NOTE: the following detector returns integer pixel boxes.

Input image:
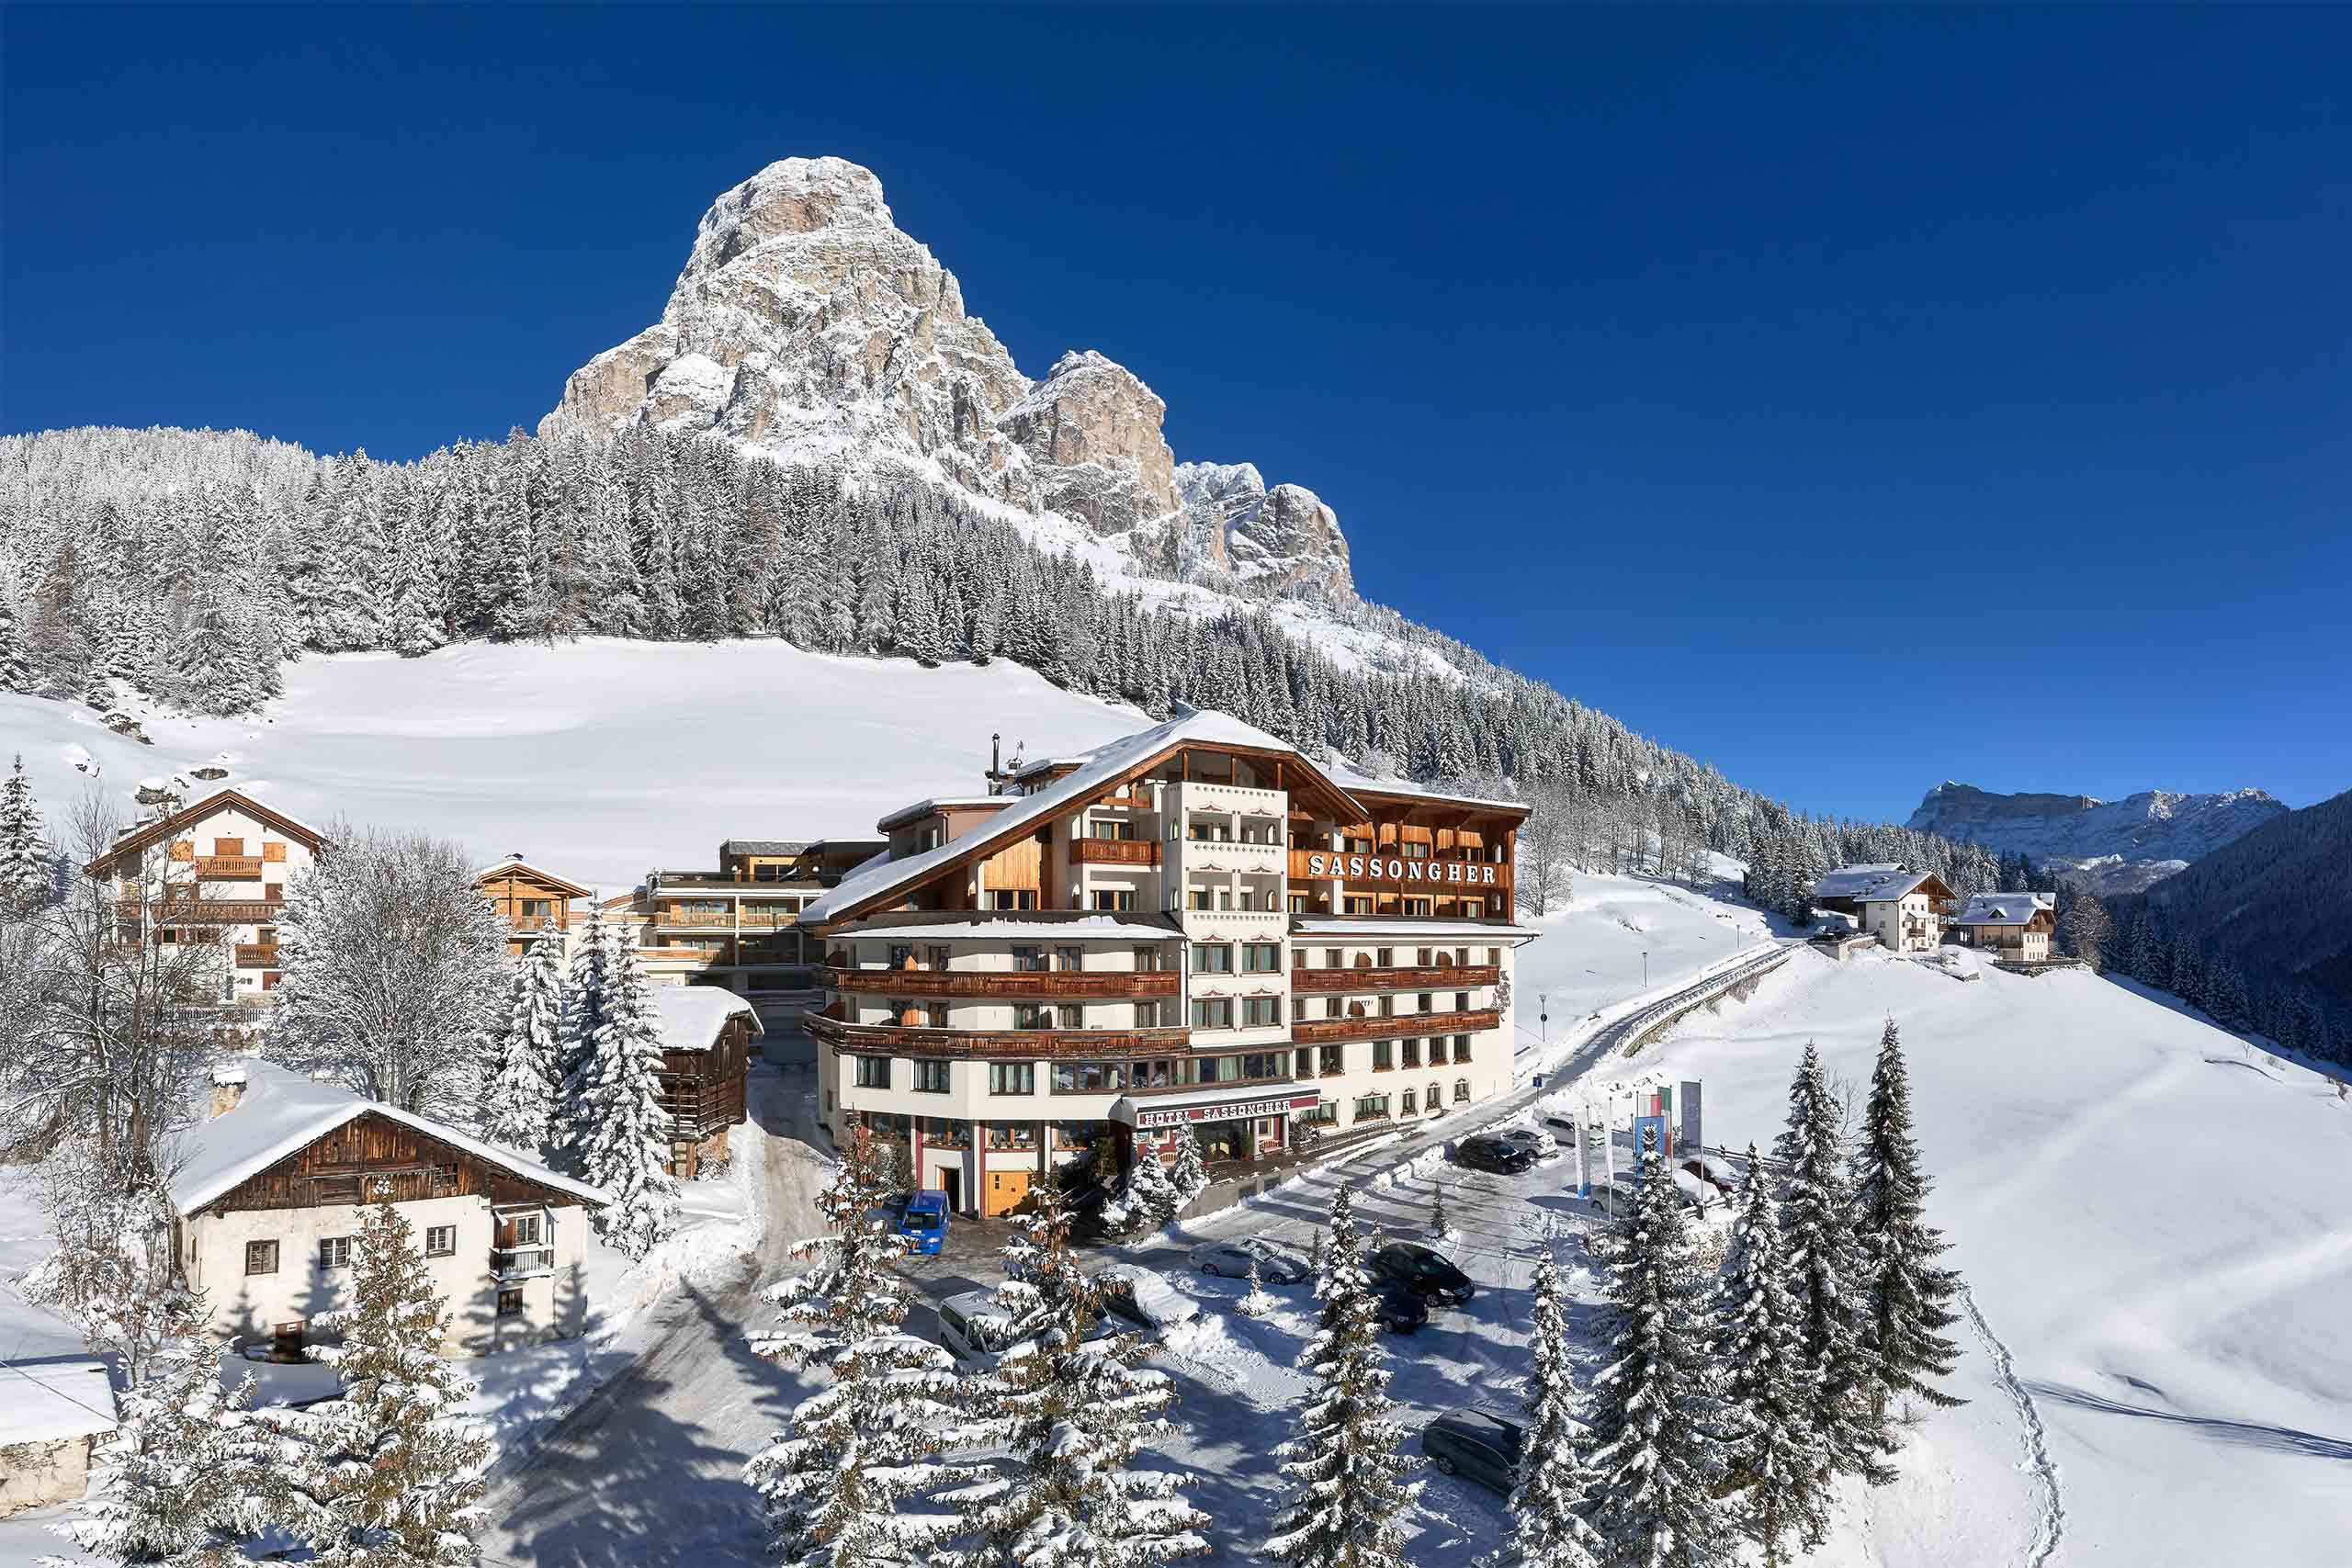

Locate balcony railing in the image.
[195,855,263,879]
[655,908,802,931]
[1290,1007,1502,1046]
[492,1246,554,1282]
[811,1014,1190,1060]
[232,944,278,968]
[821,966,1179,1000]
[120,896,285,925]
[1293,964,1498,994]
[1071,838,1160,867]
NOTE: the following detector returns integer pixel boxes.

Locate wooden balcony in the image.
[506,913,561,932]
[233,944,279,968]
[195,855,263,880]
[1292,964,1498,995]
[810,1014,1191,1060]
[1290,1007,1501,1046]
[1071,838,1160,868]
[120,896,284,925]
[654,907,801,931]
[821,966,1178,1000]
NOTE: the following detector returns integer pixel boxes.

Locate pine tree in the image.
[1167,1123,1208,1205]
[1773,1043,1892,1485]
[49,1309,282,1567]
[1266,1198,1420,1568]
[484,942,565,1158]
[1574,1151,1736,1568]
[1428,1180,1451,1239]
[746,1122,983,1568]
[945,1180,1209,1568]
[1496,1241,1603,1568]
[1125,1143,1182,1230]
[566,921,680,1259]
[0,751,50,906]
[555,906,617,1176]
[1850,1021,1965,1433]
[0,601,37,694]
[269,1193,492,1566]
[1713,1148,1829,1565]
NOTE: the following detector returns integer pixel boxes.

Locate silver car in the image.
[1188,1239,1312,1284]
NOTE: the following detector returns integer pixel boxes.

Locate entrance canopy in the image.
[1111,1084,1324,1131]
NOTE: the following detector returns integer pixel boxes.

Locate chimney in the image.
[209,1061,249,1119]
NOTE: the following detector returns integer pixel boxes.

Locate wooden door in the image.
[985,1168,1032,1217]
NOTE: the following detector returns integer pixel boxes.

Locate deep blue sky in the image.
[7,6,2347,821]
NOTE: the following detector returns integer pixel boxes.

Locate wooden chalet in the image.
[476,855,593,957]
[649,987,761,1177]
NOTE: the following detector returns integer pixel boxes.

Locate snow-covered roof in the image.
[1325,761,1527,814]
[836,912,1183,942]
[1953,891,2054,926]
[720,839,808,857]
[650,986,765,1050]
[1813,864,1935,903]
[169,1056,605,1215]
[804,708,1351,927]
[1288,919,1536,942]
[874,795,1010,832]
[0,1357,116,1446]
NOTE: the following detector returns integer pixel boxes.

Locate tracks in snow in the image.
[1962,1284,2065,1568]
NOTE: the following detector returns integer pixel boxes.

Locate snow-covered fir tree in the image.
[1266,1190,1421,1568]
[1166,1124,1208,1206]
[745,1121,983,1568]
[267,1193,492,1566]
[564,919,680,1258]
[945,1180,1209,1568]
[1773,1042,1893,1486]
[483,941,565,1158]
[1125,1143,1182,1230]
[1849,1021,1965,1432]
[0,751,50,907]
[554,905,616,1176]
[1495,1239,1602,1568]
[0,601,36,694]
[1713,1147,1829,1566]
[46,1303,281,1568]
[1574,1152,1735,1568]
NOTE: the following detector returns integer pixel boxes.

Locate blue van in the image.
[899,1190,949,1256]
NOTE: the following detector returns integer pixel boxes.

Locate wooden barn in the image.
[650,987,761,1178]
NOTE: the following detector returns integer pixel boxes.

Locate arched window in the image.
[1453,1078,1471,1103]
[1426,1083,1441,1112]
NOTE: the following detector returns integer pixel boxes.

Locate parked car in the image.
[1188,1239,1311,1284]
[1420,1409,1525,1495]
[1370,1280,1430,1335]
[1541,1113,1580,1139]
[1369,1242,1476,1305]
[936,1289,1020,1366]
[1095,1263,1202,1333]
[1493,1126,1555,1156]
[899,1190,949,1256]
[1453,1134,1537,1175]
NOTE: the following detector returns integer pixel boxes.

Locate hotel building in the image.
[798,709,1535,1218]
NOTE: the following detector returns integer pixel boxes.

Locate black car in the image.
[1370,1242,1476,1305]
[1420,1409,1525,1495]
[1370,1281,1430,1335]
[1453,1134,1536,1175]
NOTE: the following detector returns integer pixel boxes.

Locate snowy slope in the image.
[0,641,1155,891]
[1604,946,2352,1567]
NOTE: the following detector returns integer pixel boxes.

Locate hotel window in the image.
[1243,997,1280,1028]
[923,1003,950,1028]
[424,1225,457,1258]
[510,1213,544,1247]
[1402,1087,1419,1112]
[1295,1047,1313,1078]
[1012,946,1047,972]
[1378,996,1396,1018]
[1373,1040,1394,1071]
[1191,998,1234,1030]
[1324,998,1342,1019]
[1404,897,1432,916]
[1288,893,1310,913]
[1354,1093,1390,1122]
[1133,945,1163,973]
[1056,946,1085,972]
[889,944,915,970]
[1193,943,1233,973]
[1402,1038,1422,1068]
[522,898,552,919]
[1487,948,1502,968]
[1376,948,1394,968]
[1310,1099,1340,1125]
[913,1060,952,1093]
[1403,840,1430,860]
[1415,948,1433,967]
[1293,998,1308,1023]
[1453,1077,1471,1103]
[1319,1044,1342,1076]
[1015,1004,1055,1031]
[989,1063,1035,1096]
[1189,888,1215,911]
[1242,942,1281,973]
[1454,1034,1473,1063]
[926,945,951,970]
[1419,993,1435,1014]
[318,1236,353,1271]
[1455,991,1471,1012]
[854,1056,890,1089]
[1091,818,1135,840]
[1343,897,1374,914]
[244,1239,279,1276]
[1053,1061,1128,1093]
[1325,949,1343,969]
[1093,889,1137,911]
[1241,1052,1285,1079]
[1425,1082,1441,1111]
[989,890,1036,910]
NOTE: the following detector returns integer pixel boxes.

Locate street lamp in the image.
[1643,950,1649,989]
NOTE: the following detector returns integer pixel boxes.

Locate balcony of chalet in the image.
[1289,1007,1501,1046]
[1292,963,1500,994]
[808,1012,1191,1060]
[819,964,1180,1002]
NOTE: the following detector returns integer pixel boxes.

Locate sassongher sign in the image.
[1303,852,1499,886]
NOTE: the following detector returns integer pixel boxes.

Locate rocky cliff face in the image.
[542,156,1355,604]
[1906,782,2289,887]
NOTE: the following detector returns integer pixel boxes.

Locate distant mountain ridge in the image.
[1905,781,2287,892]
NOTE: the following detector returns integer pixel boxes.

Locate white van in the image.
[937,1289,1023,1368]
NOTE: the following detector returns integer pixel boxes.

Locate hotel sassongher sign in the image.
[1303,852,1501,887]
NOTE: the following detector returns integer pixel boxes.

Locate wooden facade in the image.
[820,965,1180,1001]
[811,1013,1192,1060]
[477,861,591,958]
[1289,1007,1502,1046]
[195,1111,580,1218]
[657,1008,753,1179]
